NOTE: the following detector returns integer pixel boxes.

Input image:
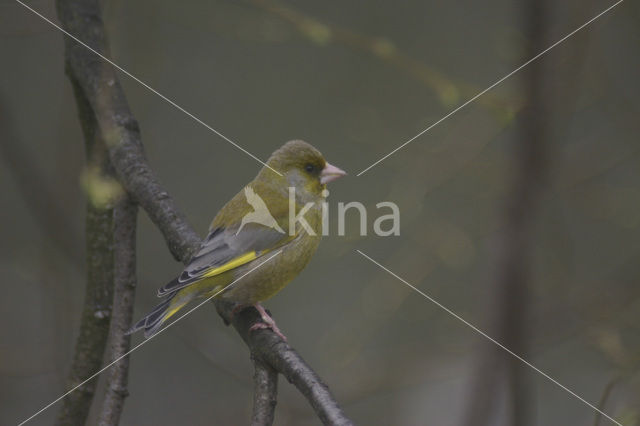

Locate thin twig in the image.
[97,197,138,426]
[54,67,117,426]
[218,303,353,426]
[251,357,278,426]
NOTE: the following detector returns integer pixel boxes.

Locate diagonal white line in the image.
[17,250,283,426]
[356,249,623,426]
[13,0,283,176]
[356,0,625,176]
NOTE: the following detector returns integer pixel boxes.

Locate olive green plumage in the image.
[129,140,346,337]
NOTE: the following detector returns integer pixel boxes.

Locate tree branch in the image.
[217,303,353,426]
[97,197,138,426]
[251,357,278,426]
[56,0,351,424]
[55,68,116,426]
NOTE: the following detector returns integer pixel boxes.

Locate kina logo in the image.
[236,186,285,235]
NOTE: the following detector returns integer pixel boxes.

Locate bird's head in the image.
[260,140,346,201]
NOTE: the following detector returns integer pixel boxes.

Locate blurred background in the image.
[1,0,639,425]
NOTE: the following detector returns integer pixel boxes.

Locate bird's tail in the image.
[126,290,189,338]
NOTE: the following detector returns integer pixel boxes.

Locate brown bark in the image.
[97,197,137,426]
[251,357,278,426]
[55,71,117,426]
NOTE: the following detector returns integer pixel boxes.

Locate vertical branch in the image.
[55,2,137,423]
[55,74,116,426]
[251,357,278,426]
[55,199,114,426]
[463,1,549,425]
[97,197,138,426]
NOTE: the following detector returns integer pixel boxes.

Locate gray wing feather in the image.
[157,224,288,296]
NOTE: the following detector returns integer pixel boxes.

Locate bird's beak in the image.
[320,162,347,185]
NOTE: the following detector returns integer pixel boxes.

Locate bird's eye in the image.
[305,164,315,173]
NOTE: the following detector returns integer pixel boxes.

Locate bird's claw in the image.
[249,321,288,342]
[250,303,287,341]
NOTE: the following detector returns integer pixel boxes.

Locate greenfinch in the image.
[128,140,346,339]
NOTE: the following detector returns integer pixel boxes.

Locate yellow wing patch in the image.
[201,251,259,279]
[164,299,188,322]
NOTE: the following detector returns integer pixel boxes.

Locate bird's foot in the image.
[250,303,287,342]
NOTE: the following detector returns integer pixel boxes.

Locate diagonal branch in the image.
[55,0,351,424]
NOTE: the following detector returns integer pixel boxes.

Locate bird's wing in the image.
[157,225,295,296]
[157,184,293,297]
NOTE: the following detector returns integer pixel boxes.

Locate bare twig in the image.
[54,66,117,426]
[251,357,278,426]
[55,0,350,424]
[217,303,353,426]
[97,197,138,426]
[55,198,114,426]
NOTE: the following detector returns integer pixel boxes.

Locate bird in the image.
[128,140,346,339]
